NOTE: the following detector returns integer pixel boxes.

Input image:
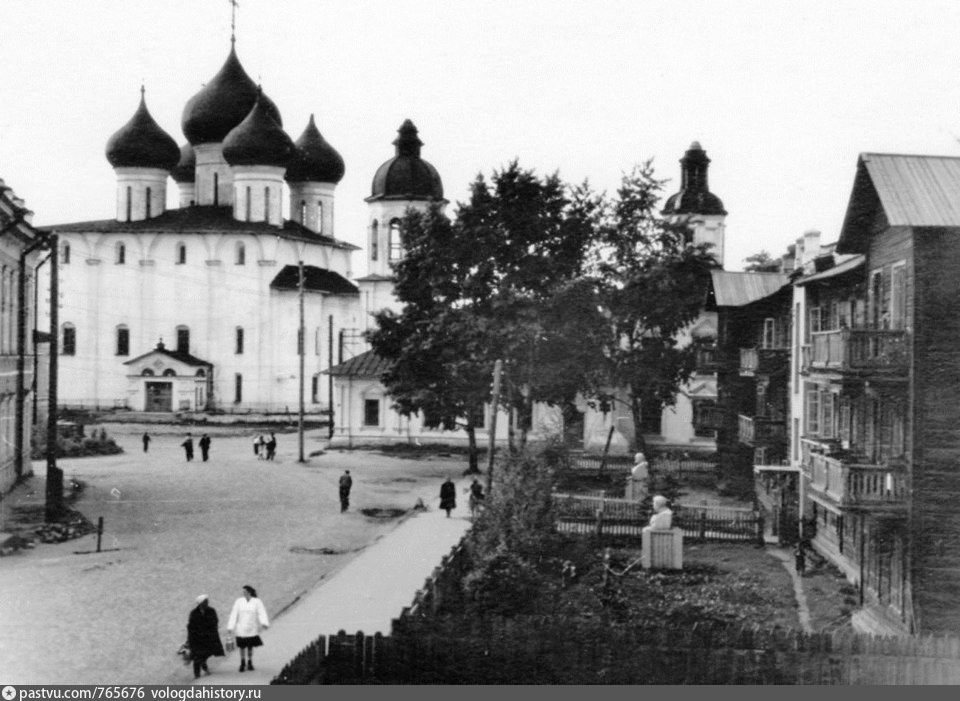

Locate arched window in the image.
[213,172,219,206]
[235,327,244,354]
[245,186,251,221]
[141,368,155,376]
[116,325,129,356]
[264,186,271,221]
[126,186,132,221]
[145,187,152,218]
[195,369,206,378]
[236,242,245,265]
[162,368,177,377]
[62,243,70,265]
[116,242,126,265]
[176,325,189,353]
[61,323,76,356]
[300,200,307,226]
[389,219,402,261]
[370,220,379,261]
[176,243,186,265]
[317,201,323,234]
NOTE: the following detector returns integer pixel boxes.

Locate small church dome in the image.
[171,143,196,183]
[222,92,295,168]
[662,141,726,216]
[105,89,179,170]
[369,120,443,201]
[285,115,345,184]
[181,46,282,146]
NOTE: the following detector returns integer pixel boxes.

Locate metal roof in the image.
[796,254,864,286]
[708,271,790,307]
[839,153,960,252]
[270,265,359,295]
[324,350,393,378]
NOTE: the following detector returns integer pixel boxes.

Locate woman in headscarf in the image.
[227,585,269,672]
[186,595,225,679]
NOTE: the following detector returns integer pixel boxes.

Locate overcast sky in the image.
[1,0,958,272]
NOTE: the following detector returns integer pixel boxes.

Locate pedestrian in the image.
[468,477,484,518]
[266,432,277,461]
[228,585,269,673]
[339,470,353,513]
[256,434,266,460]
[198,433,211,462]
[142,432,151,453]
[181,433,194,462]
[439,477,456,517]
[795,542,806,575]
[253,435,260,458]
[186,595,225,679]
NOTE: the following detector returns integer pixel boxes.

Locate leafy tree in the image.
[587,161,719,452]
[368,162,607,470]
[743,250,777,272]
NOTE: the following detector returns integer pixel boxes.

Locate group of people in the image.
[253,433,278,460]
[439,476,485,518]
[186,585,270,679]
[178,433,213,462]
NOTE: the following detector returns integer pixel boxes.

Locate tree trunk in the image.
[630,394,647,454]
[464,423,480,474]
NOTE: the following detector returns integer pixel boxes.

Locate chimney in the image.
[801,230,821,266]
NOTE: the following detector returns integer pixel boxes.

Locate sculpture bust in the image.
[631,452,649,480]
[647,494,673,530]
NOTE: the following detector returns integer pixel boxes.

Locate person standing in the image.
[468,477,485,518]
[142,432,151,453]
[228,585,269,672]
[256,435,266,460]
[181,434,194,462]
[339,470,353,513]
[266,432,277,461]
[186,595,225,679]
[439,477,456,518]
[198,434,211,462]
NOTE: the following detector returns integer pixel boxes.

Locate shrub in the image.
[462,545,544,615]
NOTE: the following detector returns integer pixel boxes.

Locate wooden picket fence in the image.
[565,453,717,485]
[273,617,960,684]
[552,493,763,543]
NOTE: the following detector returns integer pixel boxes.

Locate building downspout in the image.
[15,231,48,480]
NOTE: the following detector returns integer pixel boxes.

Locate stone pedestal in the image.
[642,528,684,570]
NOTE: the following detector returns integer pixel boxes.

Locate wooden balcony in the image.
[803,329,908,375]
[738,414,787,446]
[739,347,789,377]
[800,438,907,508]
[695,347,720,374]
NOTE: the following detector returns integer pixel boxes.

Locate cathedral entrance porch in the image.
[145,382,173,412]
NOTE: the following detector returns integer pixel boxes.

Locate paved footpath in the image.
[196,506,471,685]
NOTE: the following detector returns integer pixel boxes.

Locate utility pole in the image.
[46,234,63,521]
[327,314,334,440]
[298,258,305,463]
[486,359,502,495]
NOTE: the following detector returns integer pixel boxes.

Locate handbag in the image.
[177,642,191,665]
[222,630,236,653]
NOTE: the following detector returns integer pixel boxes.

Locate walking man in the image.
[181,433,194,462]
[339,470,353,513]
[266,432,277,461]
[199,433,212,462]
[142,432,150,453]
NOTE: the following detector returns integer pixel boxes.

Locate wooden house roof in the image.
[838,153,960,253]
[707,271,790,308]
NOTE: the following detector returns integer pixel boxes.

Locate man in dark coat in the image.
[142,432,150,453]
[198,434,212,462]
[339,470,353,513]
[187,595,225,679]
[440,477,456,517]
[266,432,277,461]
[181,434,194,462]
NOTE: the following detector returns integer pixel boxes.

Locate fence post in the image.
[596,508,604,538]
[699,511,706,540]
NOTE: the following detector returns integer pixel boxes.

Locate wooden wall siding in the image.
[913,228,960,633]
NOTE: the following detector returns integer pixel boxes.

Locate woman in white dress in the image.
[227,584,269,672]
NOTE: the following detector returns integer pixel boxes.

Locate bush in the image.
[31,425,124,459]
[462,545,544,615]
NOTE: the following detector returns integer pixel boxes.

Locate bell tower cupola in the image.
[662,141,727,267]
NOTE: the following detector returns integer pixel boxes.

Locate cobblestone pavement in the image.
[0,428,469,685]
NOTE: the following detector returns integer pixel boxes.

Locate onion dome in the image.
[222,92,295,168]
[285,115,345,184]
[171,143,196,183]
[105,89,179,170]
[181,46,282,145]
[369,119,443,200]
[662,141,727,216]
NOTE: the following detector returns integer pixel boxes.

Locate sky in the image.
[1,0,960,273]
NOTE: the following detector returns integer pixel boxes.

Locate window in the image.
[808,306,822,335]
[245,186,251,221]
[300,200,307,226]
[821,391,836,439]
[236,243,245,266]
[805,385,820,435]
[162,368,176,377]
[370,220,379,261]
[870,269,884,328]
[62,243,70,265]
[234,373,242,403]
[145,187,152,218]
[691,399,717,437]
[640,396,662,434]
[762,318,776,349]
[176,243,186,265]
[116,242,126,265]
[891,262,906,330]
[141,368,154,376]
[235,327,244,354]
[264,187,270,221]
[311,375,319,404]
[126,186,132,221]
[364,398,381,427]
[389,219,402,261]
[116,325,129,356]
[317,201,323,234]
[62,323,76,356]
[176,326,189,353]
[213,173,219,206]
[472,407,486,430]
[195,369,206,378]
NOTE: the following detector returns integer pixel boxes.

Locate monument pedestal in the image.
[642,528,684,569]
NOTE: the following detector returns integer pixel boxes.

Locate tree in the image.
[587,161,719,452]
[368,162,607,470]
[743,250,777,272]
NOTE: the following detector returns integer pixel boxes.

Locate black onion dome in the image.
[171,143,196,183]
[181,46,282,145]
[222,93,295,168]
[662,141,727,216]
[369,119,443,200]
[105,90,179,170]
[285,115,345,184]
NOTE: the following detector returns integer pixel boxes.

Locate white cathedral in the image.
[44,41,727,451]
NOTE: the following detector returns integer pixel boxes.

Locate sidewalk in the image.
[195,505,472,685]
